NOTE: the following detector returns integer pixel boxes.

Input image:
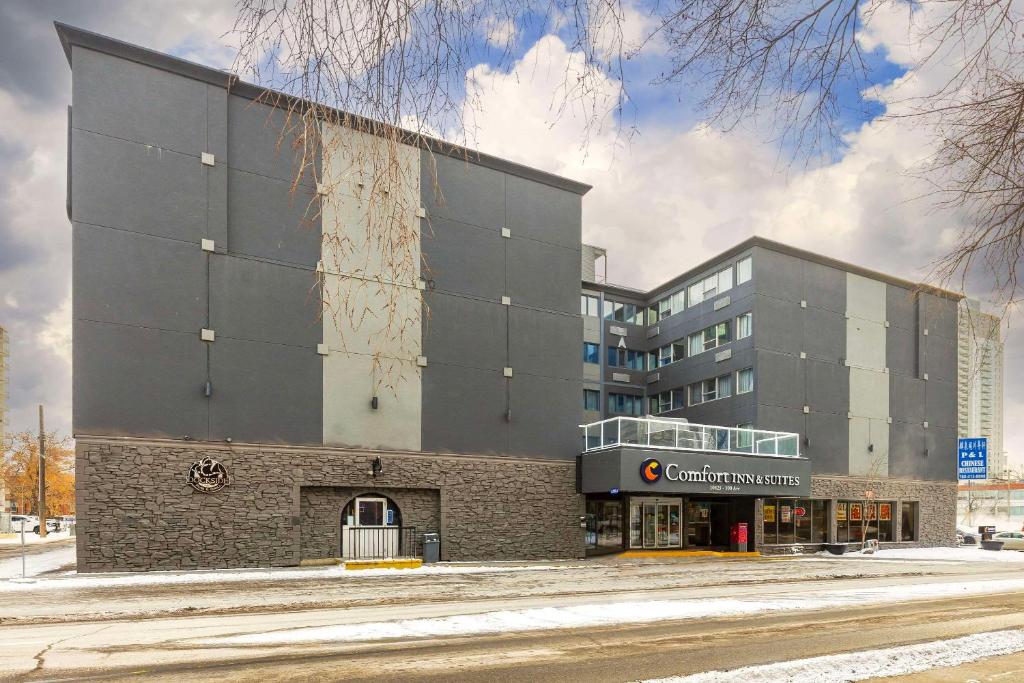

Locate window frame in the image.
[736,312,752,339]
[736,256,752,284]
[581,294,600,317]
[736,367,754,394]
[583,389,601,411]
[583,342,600,364]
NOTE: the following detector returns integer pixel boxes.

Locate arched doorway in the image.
[341,493,403,559]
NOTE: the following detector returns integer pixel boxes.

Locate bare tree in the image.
[229,0,1024,360]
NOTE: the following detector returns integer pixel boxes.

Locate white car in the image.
[10,515,38,533]
[992,531,1024,551]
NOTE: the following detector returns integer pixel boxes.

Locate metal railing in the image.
[343,525,419,560]
[581,416,800,458]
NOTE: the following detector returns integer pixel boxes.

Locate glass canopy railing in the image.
[581,416,801,458]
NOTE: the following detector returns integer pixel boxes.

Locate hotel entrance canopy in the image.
[580,417,811,497]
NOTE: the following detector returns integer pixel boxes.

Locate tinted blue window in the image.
[583,342,600,364]
[583,389,600,411]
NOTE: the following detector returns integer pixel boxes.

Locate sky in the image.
[0,1,1018,466]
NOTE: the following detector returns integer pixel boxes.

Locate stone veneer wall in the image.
[75,437,584,572]
[754,475,957,553]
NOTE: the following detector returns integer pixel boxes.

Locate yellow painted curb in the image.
[299,558,342,567]
[0,533,16,540]
[345,558,423,571]
[619,550,762,558]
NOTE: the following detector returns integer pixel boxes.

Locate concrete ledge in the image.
[619,550,761,559]
[345,558,423,570]
[299,558,342,567]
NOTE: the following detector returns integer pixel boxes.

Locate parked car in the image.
[992,531,1024,551]
[35,519,61,534]
[10,515,38,533]
[957,527,982,545]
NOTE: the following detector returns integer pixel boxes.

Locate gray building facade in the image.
[60,23,586,571]
[581,239,959,553]
[62,24,959,571]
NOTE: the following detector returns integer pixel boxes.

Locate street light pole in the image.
[38,405,47,538]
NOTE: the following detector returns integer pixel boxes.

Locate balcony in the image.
[581,416,800,458]
[578,417,810,497]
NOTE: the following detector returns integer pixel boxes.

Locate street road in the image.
[3,555,1024,681]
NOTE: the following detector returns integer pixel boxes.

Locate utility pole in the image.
[38,405,47,538]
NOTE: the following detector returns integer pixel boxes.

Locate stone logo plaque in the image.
[187,457,230,493]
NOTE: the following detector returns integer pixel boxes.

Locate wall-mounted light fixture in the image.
[371,456,383,478]
[868,443,875,452]
[204,381,212,397]
[371,396,379,410]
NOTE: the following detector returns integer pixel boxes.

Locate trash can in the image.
[979,525,996,541]
[422,533,440,563]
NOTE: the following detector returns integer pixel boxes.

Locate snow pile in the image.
[0,530,73,546]
[0,561,578,591]
[649,629,1024,682]
[201,577,1024,645]
[831,546,1024,563]
[0,545,76,580]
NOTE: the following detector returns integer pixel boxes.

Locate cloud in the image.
[455,12,1021,465]
[0,0,236,439]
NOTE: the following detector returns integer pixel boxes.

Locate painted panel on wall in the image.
[846,273,887,323]
[320,122,423,450]
[849,368,890,420]
[847,272,889,476]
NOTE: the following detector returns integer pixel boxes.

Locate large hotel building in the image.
[60,23,959,571]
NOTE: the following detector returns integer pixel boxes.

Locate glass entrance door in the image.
[632,499,682,549]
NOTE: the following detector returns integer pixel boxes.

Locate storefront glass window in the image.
[585,500,623,550]
[763,498,829,545]
[763,502,777,544]
[901,502,918,541]
[812,499,828,543]
[839,500,896,543]
[777,499,796,544]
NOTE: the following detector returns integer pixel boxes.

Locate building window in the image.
[688,321,731,356]
[688,266,734,306]
[735,423,753,450]
[736,312,752,339]
[581,294,600,317]
[737,367,754,394]
[901,502,918,541]
[649,290,685,324]
[604,300,645,325]
[652,341,686,367]
[583,342,600,364]
[583,389,601,411]
[837,500,896,543]
[608,392,644,416]
[763,498,828,545]
[736,256,752,284]
[688,373,732,405]
[608,347,645,370]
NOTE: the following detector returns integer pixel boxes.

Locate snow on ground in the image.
[0,544,76,580]
[0,560,579,592]
[201,577,1024,646]
[826,546,1024,562]
[0,530,73,546]
[648,629,1024,682]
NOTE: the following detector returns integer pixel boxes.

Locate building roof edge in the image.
[54,22,593,197]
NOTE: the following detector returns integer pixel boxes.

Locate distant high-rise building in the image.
[957,300,1006,479]
[0,325,8,447]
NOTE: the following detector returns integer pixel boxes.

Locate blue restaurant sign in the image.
[957,438,988,480]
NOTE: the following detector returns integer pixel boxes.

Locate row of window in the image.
[762,499,919,544]
[586,367,754,416]
[581,256,753,324]
[645,368,753,414]
[585,312,753,371]
[649,256,752,324]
